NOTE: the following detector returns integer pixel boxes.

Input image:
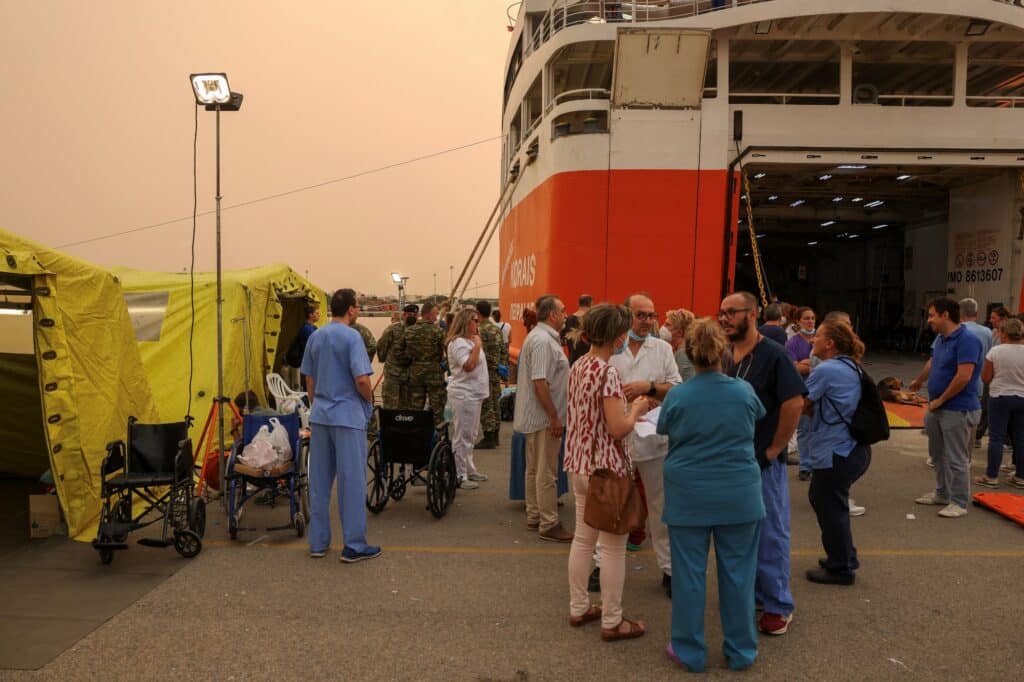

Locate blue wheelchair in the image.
[225,412,309,540]
[366,408,457,518]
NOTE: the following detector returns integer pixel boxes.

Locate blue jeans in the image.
[669,521,761,672]
[308,424,370,554]
[986,395,1024,478]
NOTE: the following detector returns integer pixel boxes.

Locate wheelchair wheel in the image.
[366,440,389,514]
[426,437,457,518]
[174,529,202,558]
[294,513,305,538]
[189,497,207,539]
[299,440,310,523]
[228,515,238,540]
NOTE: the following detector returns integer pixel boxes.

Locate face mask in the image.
[628,329,650,342]
[800,327,815,336]
[614,339,628,355]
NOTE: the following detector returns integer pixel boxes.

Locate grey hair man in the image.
[610,292,683,597]
[513,294,572,542]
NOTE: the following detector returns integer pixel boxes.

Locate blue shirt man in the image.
[300,289,381,562]
[915,297,982,517]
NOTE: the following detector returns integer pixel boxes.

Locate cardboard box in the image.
[29,494,60,539]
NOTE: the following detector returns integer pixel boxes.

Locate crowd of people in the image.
[290,285,1021,671]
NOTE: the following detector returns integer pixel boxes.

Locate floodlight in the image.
[754,172,767,179]
[190,73,232,105]
[832,197,844,202]
[821,220,836,227]
[966,20,990,37]
[767,195,779,201]
[391,272,403,284]
[790,199,805,207]
[851,197,864,203]
[873,224,888,230]
[897,174,912,181]
[819,174,832,181]
[807,241,819,246]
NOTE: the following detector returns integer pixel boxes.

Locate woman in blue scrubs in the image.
[658,318,766,672]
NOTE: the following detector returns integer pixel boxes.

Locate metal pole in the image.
[215,104,226,499]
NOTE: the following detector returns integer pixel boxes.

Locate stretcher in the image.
[972,492,1024,528]
[884,401,927,429]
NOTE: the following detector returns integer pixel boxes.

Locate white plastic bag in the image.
[240,427,278,469]
[268,417,293,464]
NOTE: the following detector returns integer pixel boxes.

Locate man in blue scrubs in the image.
[301,288,381,563]
[721,292,805,636]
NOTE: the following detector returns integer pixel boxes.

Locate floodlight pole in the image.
[215,104,227,497]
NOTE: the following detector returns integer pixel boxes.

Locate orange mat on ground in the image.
[884,401,927,429]
[972,492,1024,528]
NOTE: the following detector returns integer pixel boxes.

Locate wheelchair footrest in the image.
[100,521,137,537]
[137,538,174,548]
[91,540,129,551]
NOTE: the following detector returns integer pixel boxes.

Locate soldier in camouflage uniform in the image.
[474,300,505,449]
[403,301,447,426]
[349,302,378,440]
[376,304,417,409]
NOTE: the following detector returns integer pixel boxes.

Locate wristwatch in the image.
[646,381,657,397]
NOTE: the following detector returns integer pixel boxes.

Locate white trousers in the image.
[449,394,482,480]
[635,455,672,576]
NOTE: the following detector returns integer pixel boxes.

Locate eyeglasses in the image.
[717,307,751,319]
[634,311,658,321]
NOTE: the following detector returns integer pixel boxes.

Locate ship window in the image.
[510,110,522,153]
[551,110,608,138]
[729,40,839,105]
[967,42,1024,108]
[548,41,614,108]
[703,40,717,99]
[524,75,543,136]
[504,39,523,108]
[852,41,953,107]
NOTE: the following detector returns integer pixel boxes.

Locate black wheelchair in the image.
[366,408,457,518]
[224,412,309,540]
[92,418,205,565]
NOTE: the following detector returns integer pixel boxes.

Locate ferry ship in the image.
[497,0,1024,350]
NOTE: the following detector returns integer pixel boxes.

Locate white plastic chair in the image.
[266,373,307,417]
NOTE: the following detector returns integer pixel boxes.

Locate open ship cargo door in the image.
[611,28,710,109]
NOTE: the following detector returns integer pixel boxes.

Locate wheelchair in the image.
[92,418,204,565]
[225,412,309,540]
[366,408,457,519]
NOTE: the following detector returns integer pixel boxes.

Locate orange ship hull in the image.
[499,168,739,349]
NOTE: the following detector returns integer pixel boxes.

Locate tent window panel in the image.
[124,291,170,342]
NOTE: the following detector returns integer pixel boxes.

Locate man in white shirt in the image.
[493,310,512,349]
[610,292,683,596]
[513,295,572,542]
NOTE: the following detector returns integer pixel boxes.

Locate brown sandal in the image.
[569,605,602,627]
[601,617,646,641]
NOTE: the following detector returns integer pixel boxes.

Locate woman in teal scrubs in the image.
[657,318,766,672]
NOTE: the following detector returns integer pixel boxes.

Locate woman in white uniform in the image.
[446,308,490,489]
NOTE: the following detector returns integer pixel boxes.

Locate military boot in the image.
[489,429,500,447]
[476,431,497,450]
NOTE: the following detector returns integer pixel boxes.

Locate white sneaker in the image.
[848,499,866,516]
[1000,463,1015,474]
[467,472,489,482]
[915,492,949,505]
[458,478,479,490]
[937,503,968,518]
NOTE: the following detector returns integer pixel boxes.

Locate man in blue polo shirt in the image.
[914,297,982,518]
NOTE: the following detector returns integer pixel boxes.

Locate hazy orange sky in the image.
[1,1,515,298]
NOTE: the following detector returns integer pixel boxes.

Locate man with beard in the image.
[720,291,805,636]
[609,292,682,597]
[377,304,418,409]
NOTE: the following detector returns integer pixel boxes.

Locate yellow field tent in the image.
[0,229,159,541]
[113,265,325,453]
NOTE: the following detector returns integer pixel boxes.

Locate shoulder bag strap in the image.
[820,357,861,427]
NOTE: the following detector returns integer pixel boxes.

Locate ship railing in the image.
[965,95,1024,108]
[524,0,774,58]
[544,88,612,115]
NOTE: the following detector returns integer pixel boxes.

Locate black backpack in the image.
[822,357,890,446]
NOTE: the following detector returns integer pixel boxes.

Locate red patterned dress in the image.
[565,354,631,477]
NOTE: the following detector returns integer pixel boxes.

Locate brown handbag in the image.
[582,367,648,535]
